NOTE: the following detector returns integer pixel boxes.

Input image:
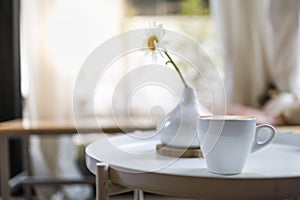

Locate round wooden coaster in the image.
[156,144,202,158]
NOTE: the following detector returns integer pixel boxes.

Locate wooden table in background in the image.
[0,118,155,200]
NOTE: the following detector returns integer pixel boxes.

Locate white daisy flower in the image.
[142,22,188,88]
[142,22,168,62]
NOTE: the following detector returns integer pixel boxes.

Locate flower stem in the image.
[164,51,188,88]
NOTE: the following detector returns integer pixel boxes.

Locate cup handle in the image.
[251,124,276,153]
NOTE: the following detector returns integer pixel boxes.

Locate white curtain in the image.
[211,0,300,124]
[21,0,124,199]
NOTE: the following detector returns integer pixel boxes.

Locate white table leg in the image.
[0,136,10,200]
[96,163,109,200]
[133,190,144,200]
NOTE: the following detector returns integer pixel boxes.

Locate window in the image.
[21,0,223,124]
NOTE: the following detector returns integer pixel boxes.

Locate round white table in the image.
[86,131,300,200]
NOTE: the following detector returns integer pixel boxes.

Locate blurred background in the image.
[1,0,300,199]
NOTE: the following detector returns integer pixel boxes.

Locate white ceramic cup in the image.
[197,115,276,175]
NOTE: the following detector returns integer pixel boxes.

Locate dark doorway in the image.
[0,0,23,186]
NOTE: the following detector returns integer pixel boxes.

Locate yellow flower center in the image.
[147,35,158,51]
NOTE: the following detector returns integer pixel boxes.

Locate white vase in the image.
[157,86,211,148]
